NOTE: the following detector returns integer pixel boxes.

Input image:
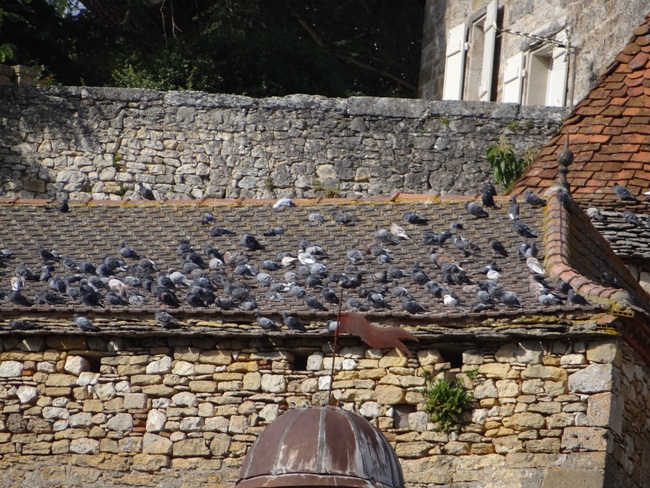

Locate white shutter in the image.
[479,0,498,101]
[503,52,525,103]
[442,23,466,100]
[546,44,568,106]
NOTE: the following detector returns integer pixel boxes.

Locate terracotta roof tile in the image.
[511,13,650,203]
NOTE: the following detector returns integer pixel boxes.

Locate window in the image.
[503,31,569,107]
[442,0,497,102]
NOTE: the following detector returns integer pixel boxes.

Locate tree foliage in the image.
[0,0,425,97]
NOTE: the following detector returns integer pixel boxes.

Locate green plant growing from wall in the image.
[264,177,276,193]
[421,372,472,433]
[313,179,340,198]
[113,153,124,171]
[486,135,533,190]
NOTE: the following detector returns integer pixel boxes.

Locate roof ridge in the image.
[543,188,650,314]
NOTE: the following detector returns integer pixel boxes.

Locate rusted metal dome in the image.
[235,406,404,488]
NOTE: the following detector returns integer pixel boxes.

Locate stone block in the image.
[586,340,619,364]
[143,433,173,455]
[586,393,611,427]
[64,356,90,375]
[525,438,561,453]
[172,391,197,407]
[379,350,408,368]
[199,350,231,365]
[479,363,511,378]
[568,364,613,394]
[522,364,567,381]
[210,433,231,456]
[375,384,405,404]
[474,379,498,399]
[107,413,133,432]
[541,468,607,488]
[189,380,218,393]
[132,453,171,471]
[0,361,24,377]
[173,438,210,457]
[395,441,432,458]
[70,438,100,454]
[503,412,545,430]
[493,435,524,453]
[146,409,167,433]
[417,349,443,365]
[146,356,173,374]
[16,385,38,404]
[261,374,286,393]
[561,427,609,451]
[124,393,147,410]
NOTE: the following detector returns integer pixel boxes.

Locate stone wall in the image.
[0,85,564,200]
[0,332,635,488]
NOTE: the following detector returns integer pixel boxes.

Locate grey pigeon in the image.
[568,289,589,305]
[613,182,638,201]
[272,197,294,210]
[201,212,217,225]
[368,292,391,309]
[305,296,328,311]
[308,213,326,224]
[36,290,67,306]
[376,227,399,245]
[514,220,537,238]
[155,310,182,329]
[487,237,509,257]
[8,291,33,306]
[210,227,236,237]
[538,289,562,305]
[281,312,306,331]
[241,233,264,251]
[256,314,279,331]
[58,198,70,213]
[623,210,643,226]
[586,207,606,221]
[73,314,99,332]
[403,211,429,225]
[500,291,523,308]
[138,183,155,201]
[480,182,497,208]
[508,195,519,220]
[333,212,355,225]
[321,287,339,304]
[119,241,139,259]
[464,201,489,218]
[523,189,547,207]
[402,297,426,314]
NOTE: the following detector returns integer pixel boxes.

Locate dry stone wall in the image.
[0,332,634,488]
[0,85,564,200]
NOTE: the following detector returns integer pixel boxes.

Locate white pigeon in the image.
[390,223,410,239]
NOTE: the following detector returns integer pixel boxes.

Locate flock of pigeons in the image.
[4,181,633,333]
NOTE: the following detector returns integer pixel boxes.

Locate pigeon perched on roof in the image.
[155,310,182,329]
[305,296,328,311]
[622,210,643,226]
[308,212,326,224]
[480,182,497,208]
[401,297,426,314]
[333,212,355,225]
[390,223,410,240]
[281,312,306,331]
[138,183,155,201]
[272,197,295,210]
[514,220,537,238]
[613,182,638,202]
[567,288,589,305]
[240,233,264,251]
[586,207,606,221]
[508,195,519,221]
[403,211,429,225]
[201,212,217,225]
[74,314,99,332]
[256,314,279,331]
[523,189,547,207]
[464,201,489,218]
[487,237,509,258]
[210,227,236,237]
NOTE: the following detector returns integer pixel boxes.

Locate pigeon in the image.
[508,195,519,220]
[201,212,217,225]
[155,310,182,329]
[487,237,509,257]
[73,314,99,332]
[613,182,638,202]
[367,292,391,309]
[263,226,285,236]
[586,207,606,221]
[422,231,439,245]
[321,287,339,305]
[526,256,544,275]
[480,183,497,208]
[281,312,306,331]
[622,210,643,226]
[411,265,430,286]
[538,289,563,305]
[523,189,547,207]
[452,236,481,256]
[256,314,279,331]
[514,220,537,238]
[272,197,294,210]
[390,223,410,240]
[8,291,33,306]
[376,228,399,245]
[138,183,155,201]
[308,213,326,224]
[567,289,589,305]
[401,297,426,314]
[346,298,369,312]
[37,246,62,264]
[240,233,264,251]
[443,293,459,307]
[500,291,523,308]
[119,241,139,259]
[464,201,489,218]
[305,296,328,311]
[333,212,355,225]
[36,290,67,306]
[106,291,129,306]
[210,227,236,237]
[58,198,70,213]
[403,211,429,225]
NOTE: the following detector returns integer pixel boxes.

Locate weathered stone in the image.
[374,385,405,404]
[172,361,195,376]
[561,427,609,451]
[124,393,147,409]
[173,438,210,457]
[478,363,511,378]
[132,453,171,471]
[189,380,218,393]
[64,356,90,375]
[395,442,432,458]
[493,435,523,453]
[172,391,197,407]
[147,409,167,433]
[70,438,100,454]
[586,340,618,364]
[503,412,545,430]
[417,349,443,365]
[0,360,24,377]
[143,433,173,455]
[16,385,38,404]
[107,413,133,432]
[525,438,561,453]
[146,356,173,374]
[474,379,498,399]
[69,412,94,428]
[378,350,408,368]
[261,374,286,393]
[522,365,567,381]
[209,433,231,456]
[496,380,519,398]
[568,364,613,393]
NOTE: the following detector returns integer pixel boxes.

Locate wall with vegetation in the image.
[0,332,635,488]
[0,86,564,200]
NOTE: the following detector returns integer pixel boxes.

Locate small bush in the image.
[422,372,472,432]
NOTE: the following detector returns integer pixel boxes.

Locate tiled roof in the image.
[511,12,650,201]
[0,195,610,335]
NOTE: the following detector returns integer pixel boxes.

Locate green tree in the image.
[0,0,425,97]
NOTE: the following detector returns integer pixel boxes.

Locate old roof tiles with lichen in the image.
[0,192,642,336]
[512,12,650,202]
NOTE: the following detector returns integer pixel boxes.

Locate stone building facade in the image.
[0,85,563,200]
[0,324,646,488]
[419,0,648,107]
